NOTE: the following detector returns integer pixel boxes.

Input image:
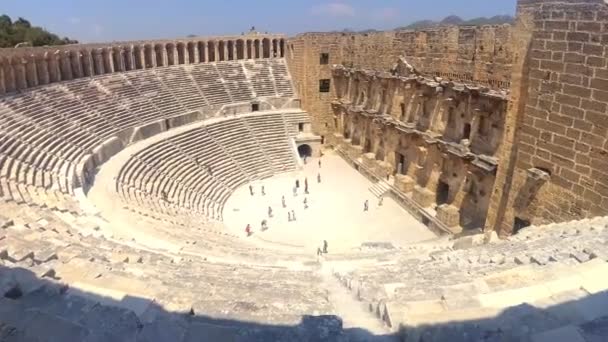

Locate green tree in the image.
[0,14,77,48]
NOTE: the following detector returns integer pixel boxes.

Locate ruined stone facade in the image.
[0,33,286,94]
[290,0,608,235]
[286,26,513,137]
[331,60,508,232]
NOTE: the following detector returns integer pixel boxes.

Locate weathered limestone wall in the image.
[487,0,608,235]
[287,26,513,138]
[331,62,509,231]
[0,34,286,94]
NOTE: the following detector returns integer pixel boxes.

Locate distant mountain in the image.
[396,15,514,31]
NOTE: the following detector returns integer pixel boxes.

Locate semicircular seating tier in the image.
[115,111,307,221]
[0,58,295,210]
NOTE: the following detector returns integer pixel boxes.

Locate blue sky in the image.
[2,1,517,43]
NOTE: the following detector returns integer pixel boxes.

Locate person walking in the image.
[282,195,286,208]
[295,179,300,188]
[268,206,273,218]
[291,210,296,221]
[249,185,254,196]
[317,173,321,183]
[288,211,292,222]
[293,185,298,197]
[245,224,252,236]
[378,195,384,207]
[323,240,328,254]
[261,185,266,196]
[261,219,268,231]
[303,197,308,209]
[364,200,369,212]
[304,178,309,194]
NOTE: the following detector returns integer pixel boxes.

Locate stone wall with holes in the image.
[0,33,286,94]
[286,26,513,139]
[486,0,608,236]
[330,61,509,231]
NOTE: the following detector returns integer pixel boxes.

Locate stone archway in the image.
[297,144,313,158]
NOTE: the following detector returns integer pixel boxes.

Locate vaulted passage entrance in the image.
[298,144,312,158]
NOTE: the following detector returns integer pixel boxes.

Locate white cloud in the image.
[311,3,355,17]
[372,7,399,21]
[68,17,81,25]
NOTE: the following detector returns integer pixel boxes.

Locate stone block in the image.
[92,136,124,167]
[129,119,167,144]
[349,145,364,159]
[376,161,392,179]
[168,111,201,128]
[412,186,435,208]
[436,204,460,228]
[394,175,415,193]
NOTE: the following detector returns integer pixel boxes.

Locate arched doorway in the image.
[297,144,312,158]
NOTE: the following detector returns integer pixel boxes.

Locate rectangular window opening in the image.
[319,79,331,93]
[320,53,329,65]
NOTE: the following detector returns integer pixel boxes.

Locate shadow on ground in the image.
[1,265,607,341]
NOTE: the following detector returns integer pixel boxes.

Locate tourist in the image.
[249,185,254,196]
[317,173,321,183]
[293,185,297,197]
[288,211,292,222]
[305,177,309,189]
[317,247,323,256]
[261,219,268,230]
[207,165,213,176]
[303,197,308,209]
[295,179,300,188]
[261,185,266,196]
[291,210,296,221]
[161,190,168,202]
[305,184,309,195]
[282,195,286,208]
[323,240,328,254]
[378,195,384,207]
[268,206,273,218]
[245,224,252,236]
[364,200,369,212]
[318,159,322,168]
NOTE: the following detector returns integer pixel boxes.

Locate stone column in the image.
[169,44,177,65]
[61,51,73,80]
[102,49,113,74]
[3,58,15,92]
[70,51,82,78]
[222,42,228,61]
[161,45,169,66]
[25,55,38,87]
[36,54,49,85]
[0,61,5,94]
[469,115,481,144]
[244,40,249,59]
[81,50,94,76]
[48,52,61,82]
[125,47,135,70]
[232,41,237,61]
[14,58,27,90]
[93,49,105,75]
[183,45,190,64]
[192,44,200,63]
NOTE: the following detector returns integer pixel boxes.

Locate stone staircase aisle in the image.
[368,181,390,199]
[319,262,398,342]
